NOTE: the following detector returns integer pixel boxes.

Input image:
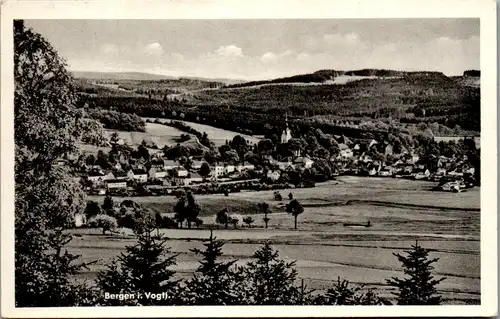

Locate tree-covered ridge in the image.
[75,67,480,135]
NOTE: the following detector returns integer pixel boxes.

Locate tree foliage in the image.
[286,199,304,229]
[181,231,244,305]
[97,223,179,305]
[241,242,302,305]
[14,20,102,306]
[386,242,446,305]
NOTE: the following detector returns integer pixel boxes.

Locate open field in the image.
[103,123,193,148]
[143,117,261,146]
[80,122,189,154]
[79,176,481,304]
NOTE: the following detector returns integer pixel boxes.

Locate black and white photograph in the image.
[1,0,497,317]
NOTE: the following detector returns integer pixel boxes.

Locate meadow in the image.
[76,176,481,304]
[143,117,261,147]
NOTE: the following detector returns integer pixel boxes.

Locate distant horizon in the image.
[26,19,479,81]
[70,67,479,82]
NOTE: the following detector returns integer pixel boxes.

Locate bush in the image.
[88,214,118,234]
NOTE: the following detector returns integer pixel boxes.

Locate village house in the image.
[294,156,314,169]
[187,172,204,184]
[277,159,295,170]
[384,144,393,156]
[212,164,225,178]
[191,160,205,170]
[74,213,87,227]
[224,164,236,174]
[106,179,127,189]
[131,169,148,183]
[87,171,105,184]
[266,170,281,181]
[148,167,167,180]
[378,166,393,177]
[172,176,189,187]
[412,168,431,180]
[173,167,189,178]
[163,160,182,171]
[236,162,255,172]
[103,172,115,181]
[359,153,373,163]
[112,162,122,171]
[115,171,129,180]
[338,143,354,158]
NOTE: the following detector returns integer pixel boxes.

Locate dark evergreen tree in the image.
[386,241,446,305]
[181,231,244,305]
[312,277,389,305]
[185,191,201,228]
[97,223,179,305]
[242,242,301,305]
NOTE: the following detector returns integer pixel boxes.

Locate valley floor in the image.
[76,176,481,305]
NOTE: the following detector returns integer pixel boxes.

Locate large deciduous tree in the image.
[286,199,304,230]
[14,20,104,306]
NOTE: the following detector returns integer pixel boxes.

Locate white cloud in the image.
[260,52,276,63]
[144,42,164,56]
[323,32,360,46]
[215,45,243,57]
[260,50,293,63]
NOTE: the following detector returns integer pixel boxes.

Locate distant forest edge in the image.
[74,68,480,137]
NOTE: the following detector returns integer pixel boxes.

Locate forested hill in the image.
[75,68,480,139]
[225,69,447,88]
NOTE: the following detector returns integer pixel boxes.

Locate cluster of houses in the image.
[83,156,258,194]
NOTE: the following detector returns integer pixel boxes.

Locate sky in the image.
[25,19,479,80]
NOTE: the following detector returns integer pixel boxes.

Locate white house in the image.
[187,172,204,184]
[131,169,148,183]
[148,167,167,180]
[294,156,314,169]
[106,179,127,189]
[175,168,189,178]
[74,213,87,227]
[338,144,353,158]
[277,160,294,170]
[236,162,255,172]
[266,170,281,181]
[212,164,225,178]
[224,164,236,174]
[87,171,105,184]
[191,160,205,170]
[163,160,182,171]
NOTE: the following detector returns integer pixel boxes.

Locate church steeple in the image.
[281,113,292,144]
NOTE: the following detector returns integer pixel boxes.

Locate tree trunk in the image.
[265,221,268,229]
[225,222,228,229]
[294,216,297,229]
[102,228,106,234]
[187,220,191,229]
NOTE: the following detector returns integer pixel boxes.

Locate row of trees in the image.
[26,220,446,306]
[86,108,146,132]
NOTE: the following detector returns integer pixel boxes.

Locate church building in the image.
[280,114,292,144]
